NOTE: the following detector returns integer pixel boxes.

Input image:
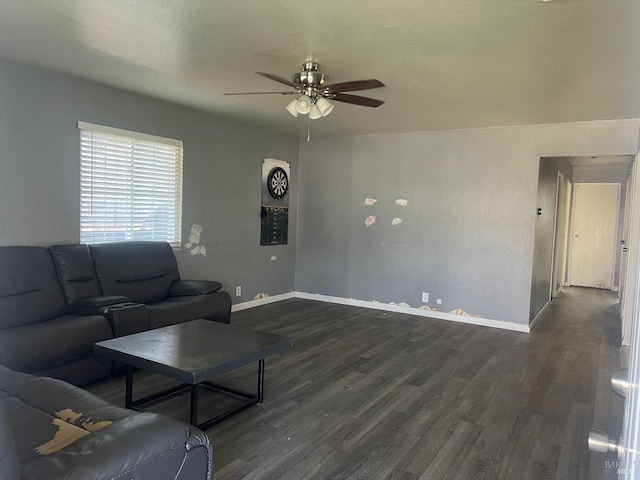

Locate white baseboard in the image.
[528,301,551,332]
[231,290,530,333]
[294,292,530,333]
[231,292,295,312]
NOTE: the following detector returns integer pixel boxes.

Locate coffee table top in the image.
[94,319,292,384]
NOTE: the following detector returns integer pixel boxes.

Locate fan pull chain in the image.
[307,115,311,142]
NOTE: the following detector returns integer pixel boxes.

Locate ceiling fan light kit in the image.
[294,95,312,115]
[285,99,299,117]
[308,104,323,120]
[225,61,385,122]
[315,97,334,116]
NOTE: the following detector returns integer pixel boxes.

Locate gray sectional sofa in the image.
[0,365,212,480]
[0,241,231,479]
[0,241,231,385]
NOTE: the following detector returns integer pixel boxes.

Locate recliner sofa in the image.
[0,241,227,479]
[0,365,212,480]
[0,241,231,386]
[0,246,113,386]
[50,241,231,331]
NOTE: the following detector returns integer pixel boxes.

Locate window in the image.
[78,121,183,247]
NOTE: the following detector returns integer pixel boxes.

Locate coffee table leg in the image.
[258,359,265,404]
[125,366,134,408]
[190,385,198,426]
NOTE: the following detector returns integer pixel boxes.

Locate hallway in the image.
[527,287,624,479]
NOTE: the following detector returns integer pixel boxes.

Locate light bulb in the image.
[295,95,311,114]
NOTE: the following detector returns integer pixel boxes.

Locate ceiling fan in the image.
[224,61,385,120]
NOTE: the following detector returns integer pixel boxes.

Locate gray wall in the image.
[296,121,640,325]
[0,58,299,303]
[2,55,639,323]
[530,157,572,321]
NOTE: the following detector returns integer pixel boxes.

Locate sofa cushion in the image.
[146,291,232,329]
[0,315,112,379]
[34,356,113,388]
[0,247,68,329]
[48,244,104,306]
[0,400,20,480]
[90,241,180,303]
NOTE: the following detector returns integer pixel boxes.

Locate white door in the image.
[569,183,620,289]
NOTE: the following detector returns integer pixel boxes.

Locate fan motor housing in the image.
[293,62,327,89]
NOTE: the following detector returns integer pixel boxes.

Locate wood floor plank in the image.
[85,287,624,479]
[453,452,500,480]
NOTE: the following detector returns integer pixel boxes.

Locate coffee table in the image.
[94,319,292,429]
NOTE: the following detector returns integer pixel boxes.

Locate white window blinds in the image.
[78,121,183,247]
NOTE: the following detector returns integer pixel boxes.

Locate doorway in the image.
[529,155,632,324]
[568,183,620,289]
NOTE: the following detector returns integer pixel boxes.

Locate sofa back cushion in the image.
[89,242,180,303]
[0,247,68,329]
[48,244,103,306]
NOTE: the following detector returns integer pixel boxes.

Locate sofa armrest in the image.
[71,295,130,313]
[103,302,148,337]
[170,280,222,296]
[21,414,213,480]
[71,298,147,337]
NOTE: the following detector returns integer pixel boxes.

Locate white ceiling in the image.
[0,0,639,138]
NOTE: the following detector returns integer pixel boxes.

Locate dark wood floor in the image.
[87,287,624,480]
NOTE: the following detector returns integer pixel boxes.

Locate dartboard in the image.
[267,167,289,199]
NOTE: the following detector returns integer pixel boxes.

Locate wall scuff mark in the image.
[389,301,410,308]
[391,217,403,226]
[184,224,207,256]
[449,308,481,318]
[365,215,376,227]
[395,199,408,207]
[364,198,378,206]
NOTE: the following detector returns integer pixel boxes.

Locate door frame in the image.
[551,172,570,298]
[618,156,640,470]
[622,157,638,346]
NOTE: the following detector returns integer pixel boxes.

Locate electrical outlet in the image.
[436,299,442,305]
[235,286,241,297]
[421,292,429,303]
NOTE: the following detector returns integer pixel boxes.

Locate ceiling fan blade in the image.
[324,79,385,93]
[256,72,297,88]
[331,93,384,107]
[224,91,297,95]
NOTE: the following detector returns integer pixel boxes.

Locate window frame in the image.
[78,121,184,247]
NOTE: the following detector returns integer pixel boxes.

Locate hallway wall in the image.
[530,157,573,322]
